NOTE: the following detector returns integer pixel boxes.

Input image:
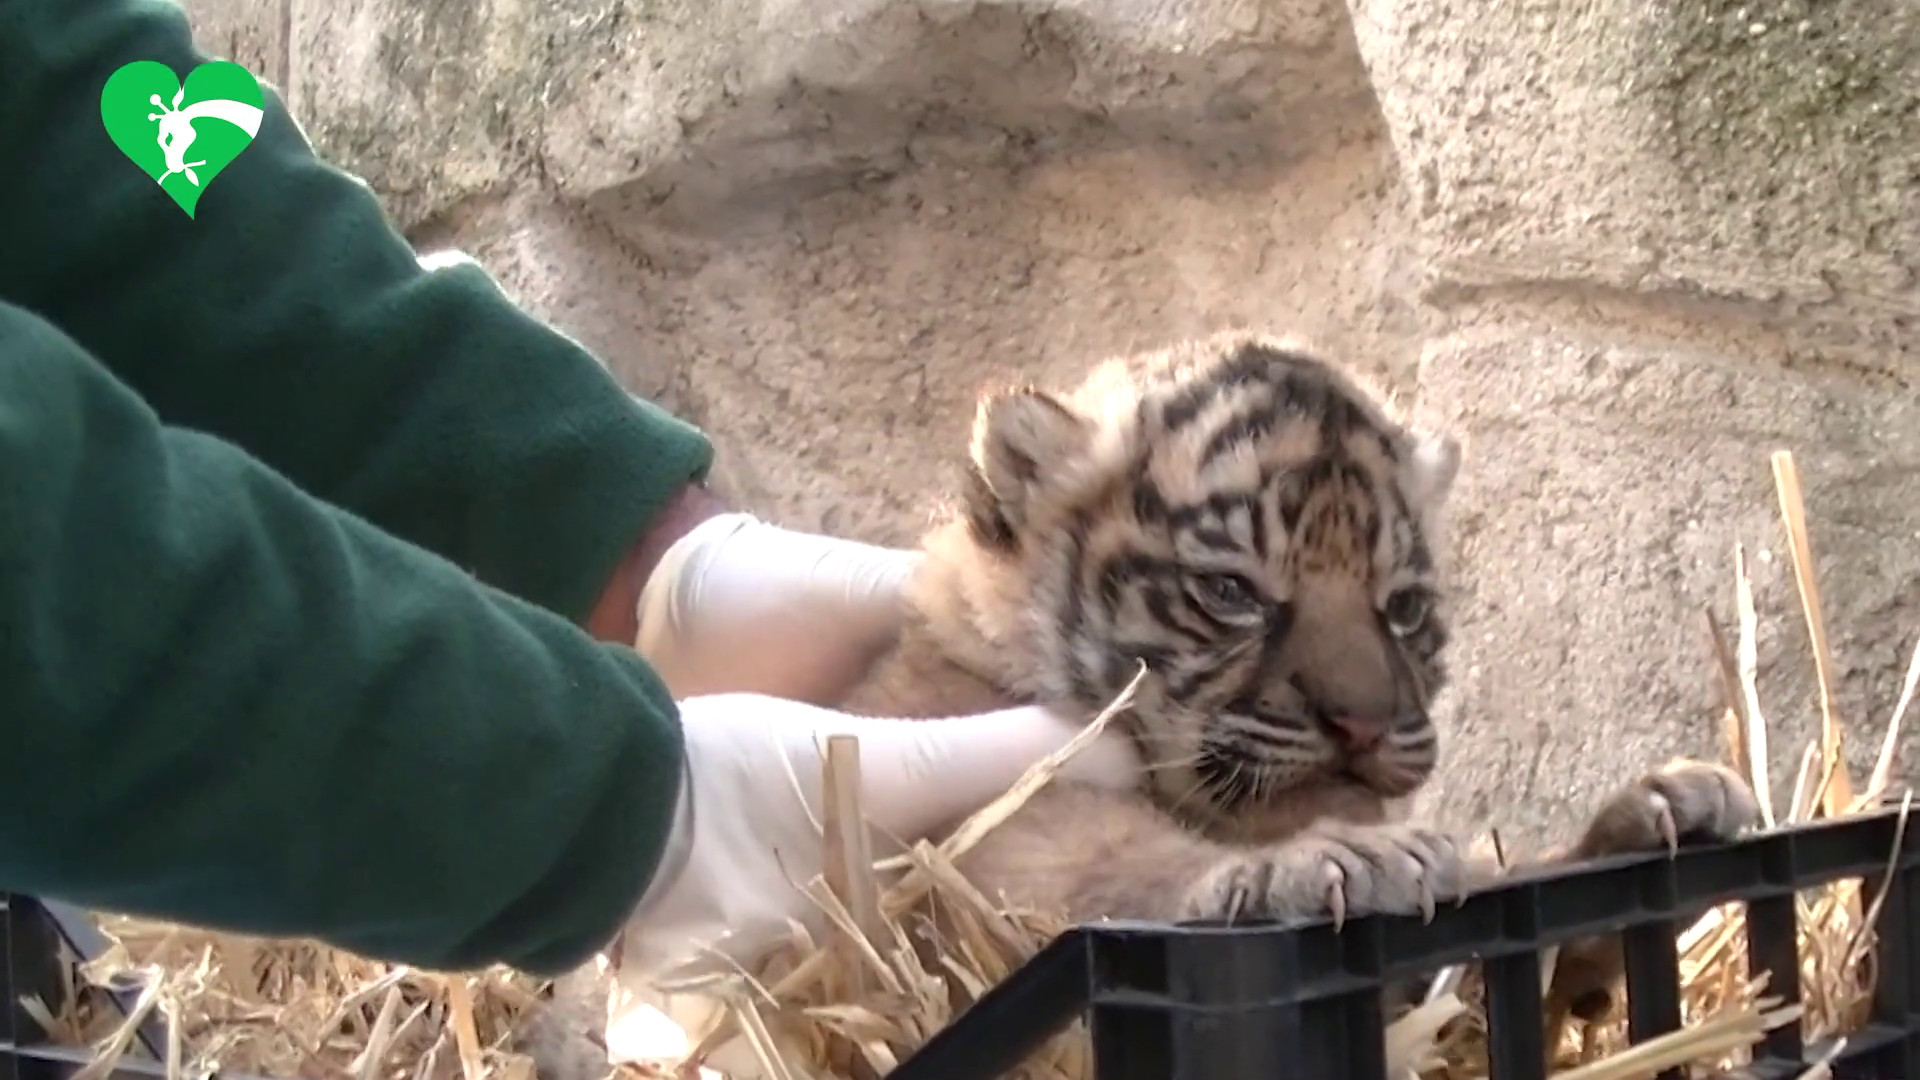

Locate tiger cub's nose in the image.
[1325,714,1388,754]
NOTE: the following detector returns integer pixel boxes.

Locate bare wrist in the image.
[585,483,729,646]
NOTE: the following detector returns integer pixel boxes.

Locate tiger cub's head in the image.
[923,333,1461,830]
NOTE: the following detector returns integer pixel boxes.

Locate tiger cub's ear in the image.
[1402,428,1461,510]
[963,388,1093,550]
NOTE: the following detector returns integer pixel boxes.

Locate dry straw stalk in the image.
[30,451,1920,1080]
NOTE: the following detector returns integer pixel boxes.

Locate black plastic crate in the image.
[2,892,190,1080]
[886,807,1920,1080]
[5,806,1917,1080]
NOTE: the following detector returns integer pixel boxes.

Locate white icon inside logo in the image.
[146,85,264,187]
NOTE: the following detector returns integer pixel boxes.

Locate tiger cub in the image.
[839,331,1760,1023]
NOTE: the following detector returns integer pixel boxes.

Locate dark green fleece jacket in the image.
[0,0,713,976]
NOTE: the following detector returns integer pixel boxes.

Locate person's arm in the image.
[0,300,680,977]
[0,0,714,638]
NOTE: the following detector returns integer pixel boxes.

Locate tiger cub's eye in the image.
[1384,587,1433,637]
[1189,572,1260,616]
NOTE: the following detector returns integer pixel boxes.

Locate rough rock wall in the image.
[181,0,1919,847]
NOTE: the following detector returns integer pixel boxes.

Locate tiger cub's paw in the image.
[1575,759,1761,859]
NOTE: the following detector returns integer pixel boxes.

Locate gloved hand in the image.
[594,509,1145,1069]
[633,511,919,704]
[613,693,1144,983]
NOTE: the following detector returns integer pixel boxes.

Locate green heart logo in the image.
[100,60,265,218]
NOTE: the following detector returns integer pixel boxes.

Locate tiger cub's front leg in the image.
[1529,760,1762,1021]
[956,783,1474,927]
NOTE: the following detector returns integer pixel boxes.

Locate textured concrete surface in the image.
[178,0,1920,849]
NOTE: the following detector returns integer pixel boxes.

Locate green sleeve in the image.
[0,0,712,624]
[0,299,685,978]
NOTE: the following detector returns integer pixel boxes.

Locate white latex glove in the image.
[601,512,1145,1071]
[613,693,1145,986]
[633,511,919,704]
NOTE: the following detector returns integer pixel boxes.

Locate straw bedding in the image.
[33,451,1920,1080]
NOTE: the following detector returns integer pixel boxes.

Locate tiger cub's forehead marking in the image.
[1139,346,1399,468]
[1287,458,1383,574]
[1117,342,1421,582]
[1133,349,1403,501]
